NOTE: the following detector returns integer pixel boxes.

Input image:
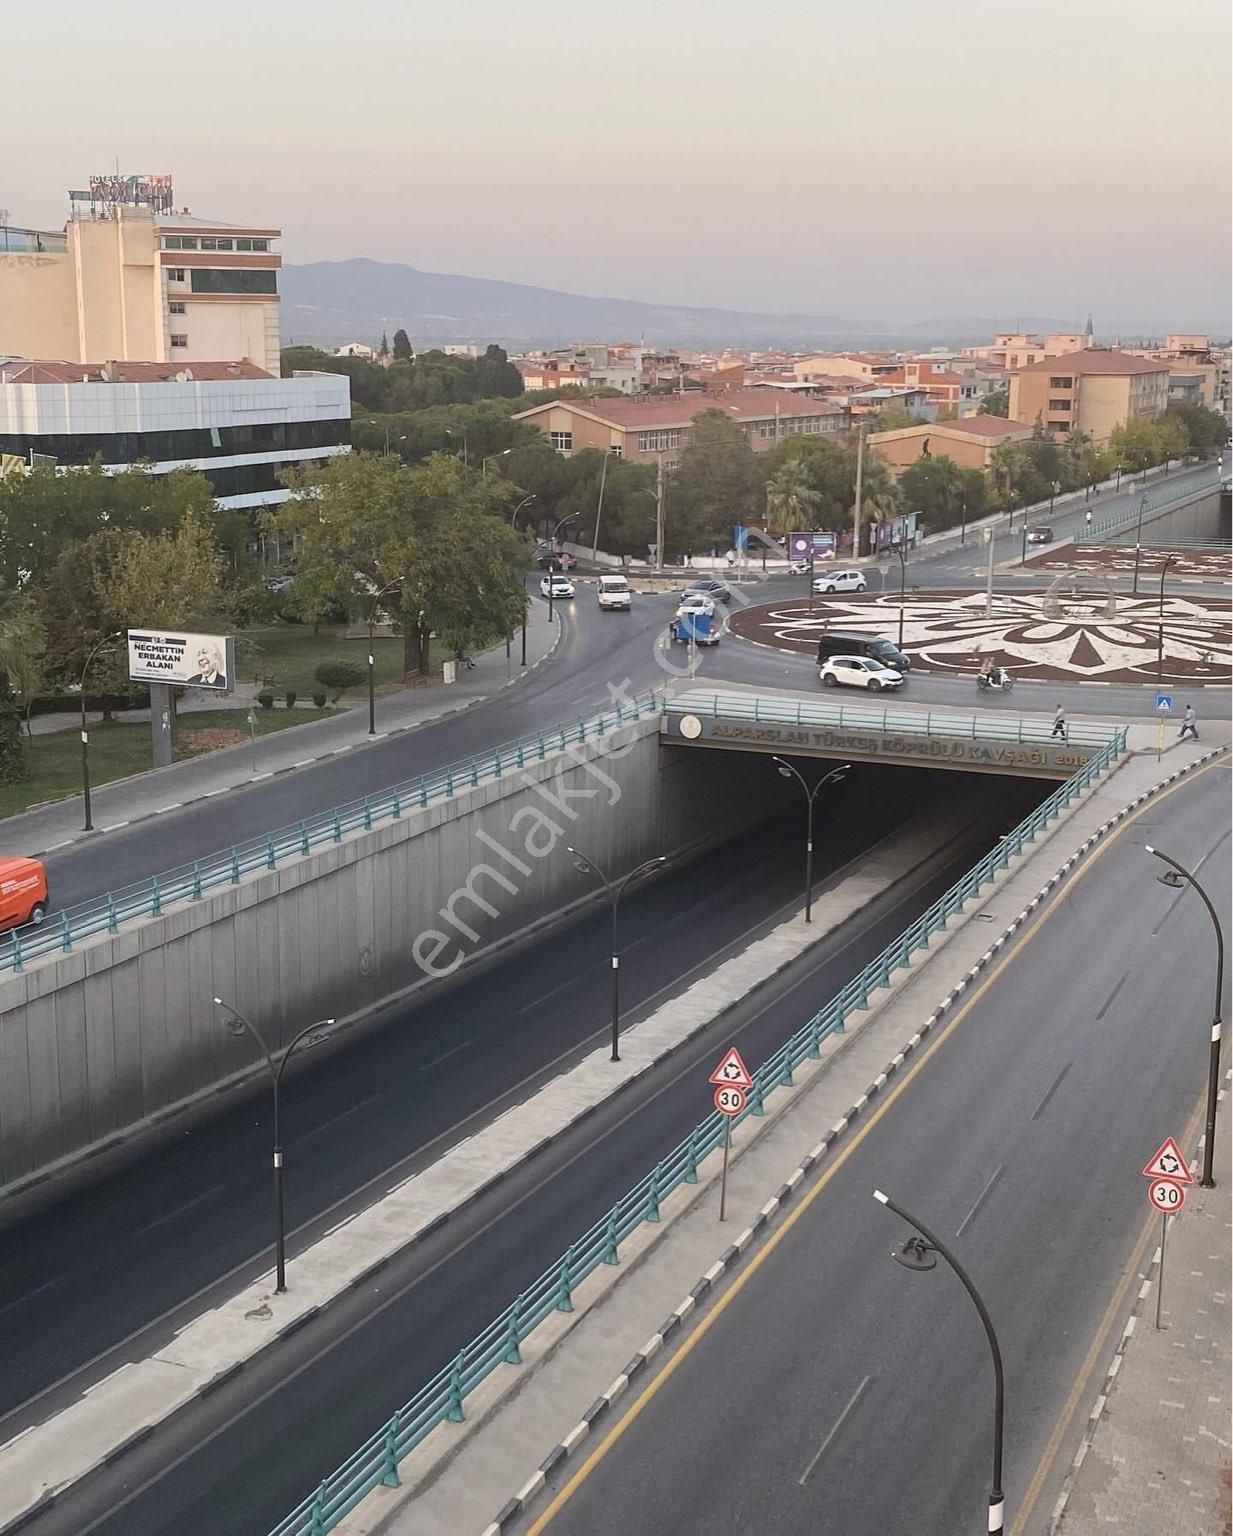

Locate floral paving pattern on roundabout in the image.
[728,588,1232,686]
[1019,542,1232,582]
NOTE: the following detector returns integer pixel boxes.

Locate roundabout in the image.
[726,587,1231,688]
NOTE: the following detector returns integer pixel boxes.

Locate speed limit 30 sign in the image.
[1147,1177,1186,1214]
[714,1084,747,1117]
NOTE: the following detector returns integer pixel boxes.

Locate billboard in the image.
[787,531,837,562]
[127,630,235,691]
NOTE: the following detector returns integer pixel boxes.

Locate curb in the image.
[1047,1068,1232,1534]
[481,742,1227,1536]
[26,617,564,858]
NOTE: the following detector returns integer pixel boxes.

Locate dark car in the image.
[816,631,910,672]
[1025,525,1054,544]
[535,550,578,571]
[682,578,732,603]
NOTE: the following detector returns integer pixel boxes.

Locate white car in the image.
[669,593,721,645]
[819,655,903,692]
[813,568,867,594]
[597,575,632,610]
[540,574,575,599]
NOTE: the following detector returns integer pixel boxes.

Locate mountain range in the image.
[280,259,1125,351]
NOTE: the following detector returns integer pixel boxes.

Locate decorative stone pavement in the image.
[728,590,1232,687]
[1021,542,1233,583]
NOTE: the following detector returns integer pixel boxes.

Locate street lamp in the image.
[546,513,581,624]
[482,449,512,482]
[214,998,335,1292]
[509,493,536,528]
[874,1189,1007,1534]
[772,757,849,923]
[1048,479,1060,516]
[382,427,406,458]
[444,427,468,466]
[566,847,666,1061]
[1145,846,1225,1188]
[1155,553,1180,687]
[888,540,908,648]
[365,579,403,736]
[79,630,122,832]
[1132,494,1149,594]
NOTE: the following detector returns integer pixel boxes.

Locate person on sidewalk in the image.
[1178,703,1198,741]
[1051,704,1067,739]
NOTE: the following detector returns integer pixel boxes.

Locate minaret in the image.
[1084,313,1094,346]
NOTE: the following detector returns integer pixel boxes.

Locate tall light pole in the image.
[1145,846,1225,1188]
[80,630,122,832]
[1155,553,1180,688]
[567,847,666,1061]
[445,426,468,466]
[1132,493,1149,594]
[888,540,908,648]
[482,449,512,482]
[874,1189,1006,1534]
[771,757,848,923]
[547,513,581,624]
[509,493,536,528]
[214,998,335,1292]
[366,579,402,736]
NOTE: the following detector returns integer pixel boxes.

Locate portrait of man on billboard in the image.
[187,642,228,690]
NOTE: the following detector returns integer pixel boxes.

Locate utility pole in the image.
[655,453,666,572]
[590,450,609,563]
[984,525,996,617]
[852,422,866,559]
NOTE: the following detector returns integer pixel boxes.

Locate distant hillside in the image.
[279,259,1210,351]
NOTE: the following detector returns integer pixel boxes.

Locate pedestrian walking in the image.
[1051,704,1067,739]
[1179,704,1198,741]
[1084,508,1093,529]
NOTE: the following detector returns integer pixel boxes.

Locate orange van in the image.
[0,856,49,931]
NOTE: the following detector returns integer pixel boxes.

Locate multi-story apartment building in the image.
[0,175,281,374]
[514,389,848,467]
[1009,349,1169,440]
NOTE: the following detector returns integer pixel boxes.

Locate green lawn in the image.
[236,623,472,697]
[0,708,336,820]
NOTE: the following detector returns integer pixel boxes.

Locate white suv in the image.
[819,655,903,692]
[812,568,867,594]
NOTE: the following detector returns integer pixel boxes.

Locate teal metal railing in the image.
[268,727,1127,1536]
[662,689,1122,749]
[0,692,663,976]
[1074,468,1218,543]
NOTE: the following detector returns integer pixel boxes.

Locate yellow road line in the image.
[526,760,1224,1534]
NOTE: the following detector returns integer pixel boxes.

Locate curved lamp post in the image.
[444,426,468,466]
[509,493,536,528]
[567,846,666,1061]
[1132,493,1149,595]
[1155,553,1180,688]
[482,449,512,482]
[874,1189,1006,1533]
[366,580,404,736]
[1145,845,1224,1188]
[772,758,849,923]
[546,513,581,624]
[80,630,122,832]
[214,997,335,1292]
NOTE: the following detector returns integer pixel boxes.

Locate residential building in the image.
[965,323,1095,371]
[0,359,349,510]
[516,359,591,391]
[514,388,848,467]
[869,415,1033,476]
[1009,348,1169,440]
[334,341,377,358]
[846,385,930,418]
[794,352,901,384]
[0,177,282,374]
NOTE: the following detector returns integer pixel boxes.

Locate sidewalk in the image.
[1053,1082,1231,1536]
[2,600,560,856]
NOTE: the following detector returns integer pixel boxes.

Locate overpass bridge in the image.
[660,687,1124,779]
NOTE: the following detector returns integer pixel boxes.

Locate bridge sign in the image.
[709,1046,753,1090]
[1147,1177,1186,1214]
[1155,694,1173,713]
[1143,1137,1192,1183]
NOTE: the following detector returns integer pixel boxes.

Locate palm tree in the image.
[765,459,822,534]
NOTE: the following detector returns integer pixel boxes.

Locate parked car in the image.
[597,574,632,611]
[819,655,904,692]
[1025,525,1054,544]
[540,574,575,599]
[816,632,910,672]
[812,567,867,594]
[535,550,578,571]
[0,855,49,931]
[682,578,732,604]
[669,593,721,645]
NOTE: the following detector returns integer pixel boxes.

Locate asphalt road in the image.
[23,777,1039,1536]
[528,763,1231,1536]
[0,764,1012,1428]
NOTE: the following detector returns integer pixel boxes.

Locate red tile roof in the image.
[516,388,845,431]
[1015,348,1169,376]
[933,415,1032,438]
[0,359,273,384]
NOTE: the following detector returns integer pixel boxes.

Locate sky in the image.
[7,0,1231,327]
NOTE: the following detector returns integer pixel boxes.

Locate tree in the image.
[898,454,964,527]
[275,453,527,677]
[667,410,758,553]
[392,329,413,362]
[867,405,923,433]
[1161,403,1229,456]
[1109,418,1164,476]
[379,332,390,359]
[472,344,524,399]
[1156,412,1190,463]
[0,590,45,781]
[764,458,822,533]
[978,388,1009,417]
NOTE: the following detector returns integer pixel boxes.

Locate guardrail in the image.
[662,689,1122,748]
[268,726,1127,1536]
[0,692,664,976]
[1074,467,1218,543]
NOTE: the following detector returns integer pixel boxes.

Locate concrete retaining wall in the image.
[0,722,783,1191]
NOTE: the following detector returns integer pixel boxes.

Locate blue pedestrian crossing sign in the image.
[1155,694,1173,713]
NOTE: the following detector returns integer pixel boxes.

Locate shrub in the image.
[312,691,328,708]
[257,689,275,710]
[314,659,366,702]
[285,690,297,709]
